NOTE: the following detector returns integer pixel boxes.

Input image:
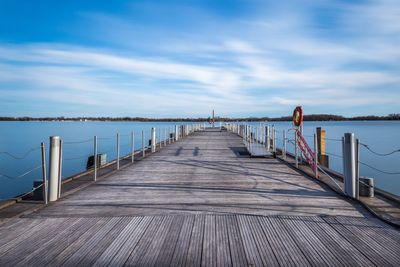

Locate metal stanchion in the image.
[94,136,97,181]
[314,133,318,178]
[58,140,63,198]
[131,131,135,163]
[142,130,145,157]
[116,133,120,170]
[41,142,47,204]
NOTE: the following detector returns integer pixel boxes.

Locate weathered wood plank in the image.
[323,216,393,266]
[92,216,144,267]
[62,217,131,267]
[169,215,195,267]
[185,215,205,267]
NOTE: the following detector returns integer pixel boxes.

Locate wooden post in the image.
[317,127,329,167]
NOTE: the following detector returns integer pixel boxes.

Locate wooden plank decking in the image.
[0,129,399,266]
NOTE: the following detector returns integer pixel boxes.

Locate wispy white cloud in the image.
[0,0,399,117]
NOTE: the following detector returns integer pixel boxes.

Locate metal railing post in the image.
[164,128,167,146]
[142,130,145,157]
[273,127,276,153]
[158,128,162,148]
[58,140,63,198]
[131,131,135,163]
[94,136,97,181]
[314,133,318,178]
[295,131,298,168]
[41,142,48,204]
[116,133,120,170]
[283,130,286,159]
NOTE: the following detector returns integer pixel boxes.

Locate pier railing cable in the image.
[359,161,400,175]
[63,138,92,145]
[0,164,42,179]
[324,150,400,175]
[0,146,41,160]
[360,143,400,157]
[317,165,344,193]
[13,183,43,200]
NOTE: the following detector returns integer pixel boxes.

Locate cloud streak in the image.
[0,0,399,117]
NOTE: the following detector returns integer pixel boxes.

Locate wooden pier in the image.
[0,128,399,266]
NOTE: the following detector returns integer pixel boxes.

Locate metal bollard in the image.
[49,136,61,202]
[151,128,156,152]
[342,133,359,198]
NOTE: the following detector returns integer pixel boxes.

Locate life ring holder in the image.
[293,106,303,127]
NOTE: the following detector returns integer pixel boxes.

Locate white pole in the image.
[175,125,179,141]
[94,136,97,181]
[116,133,120,170]
[266,126,270,151]
[48,136,61,202]
[151,127,156,153]
[273,127,276,153]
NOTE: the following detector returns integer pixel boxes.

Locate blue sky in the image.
[0,0,399,118]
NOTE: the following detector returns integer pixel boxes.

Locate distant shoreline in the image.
[0,114,399,122]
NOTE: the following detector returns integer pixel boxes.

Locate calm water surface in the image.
[0,121,399,199]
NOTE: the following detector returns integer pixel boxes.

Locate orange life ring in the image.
[293,106,303,127]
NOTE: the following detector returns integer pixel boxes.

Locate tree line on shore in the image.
[0,114,399,122]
